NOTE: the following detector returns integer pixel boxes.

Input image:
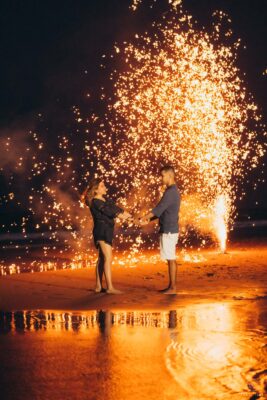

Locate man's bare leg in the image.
[163,259,177,294]
[158,263,171,292]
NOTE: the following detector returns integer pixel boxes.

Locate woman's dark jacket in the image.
[86,197,123,248]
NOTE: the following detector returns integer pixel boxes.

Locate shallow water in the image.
[0,301,266,400]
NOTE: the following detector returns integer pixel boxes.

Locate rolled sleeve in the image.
[94,199,123,218]
[113,203,124,217]
[151,191,172,218]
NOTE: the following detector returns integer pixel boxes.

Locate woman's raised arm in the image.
[93,198,124,218]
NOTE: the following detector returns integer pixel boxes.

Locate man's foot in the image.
[163,288,177,295]
[106,288,123,295]
[158,287,170,293]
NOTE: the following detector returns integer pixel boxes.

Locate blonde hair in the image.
[81,177,102,206]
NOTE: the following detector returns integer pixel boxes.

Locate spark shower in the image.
[1,0,266,266]
[93,2,265,253]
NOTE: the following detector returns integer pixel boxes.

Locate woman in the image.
[81,178,131,294]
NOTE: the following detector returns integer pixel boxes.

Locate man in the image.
[139,165,181,294]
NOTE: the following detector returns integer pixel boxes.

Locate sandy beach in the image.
[1,241,266,312]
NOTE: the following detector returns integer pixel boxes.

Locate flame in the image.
[213,194,228,253]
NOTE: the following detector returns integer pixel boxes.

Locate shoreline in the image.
[0,242,266,312]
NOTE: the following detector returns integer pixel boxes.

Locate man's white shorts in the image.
[159,232,179,260]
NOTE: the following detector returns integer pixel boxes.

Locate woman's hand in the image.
[118,211,134,222]
[123,211,133,221]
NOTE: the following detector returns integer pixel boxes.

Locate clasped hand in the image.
[118,211,150,226]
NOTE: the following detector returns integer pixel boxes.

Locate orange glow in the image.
[1,304,266,398]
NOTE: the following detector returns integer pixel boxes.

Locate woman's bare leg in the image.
[98,241,122,294]
[95,247,104,292]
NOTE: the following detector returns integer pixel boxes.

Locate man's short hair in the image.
[160,165,175,174]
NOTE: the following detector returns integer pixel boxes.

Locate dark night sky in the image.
[1,0,266,121]
[0,0,266,210]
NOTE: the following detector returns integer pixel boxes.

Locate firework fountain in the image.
[95,2,265,253]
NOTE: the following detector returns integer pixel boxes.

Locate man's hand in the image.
[130,215,148,226]
[128,211,155,226]
[139,217,150,226]
[140,211,155,224]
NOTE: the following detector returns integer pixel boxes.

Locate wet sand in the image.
[0,241,267,399]
[0,302,267,400]
[0,242,266,311]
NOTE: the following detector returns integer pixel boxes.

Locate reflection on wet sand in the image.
[165,303,267,399]
[0,301,266,400]
[0,309,175,333]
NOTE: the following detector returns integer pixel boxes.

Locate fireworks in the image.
[98,5,265,252]
[0,1,266,270]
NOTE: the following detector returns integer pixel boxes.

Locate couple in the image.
[80,165,181,295]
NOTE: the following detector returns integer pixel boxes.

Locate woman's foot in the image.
[106,288,123,294]
[95,286,102,293]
